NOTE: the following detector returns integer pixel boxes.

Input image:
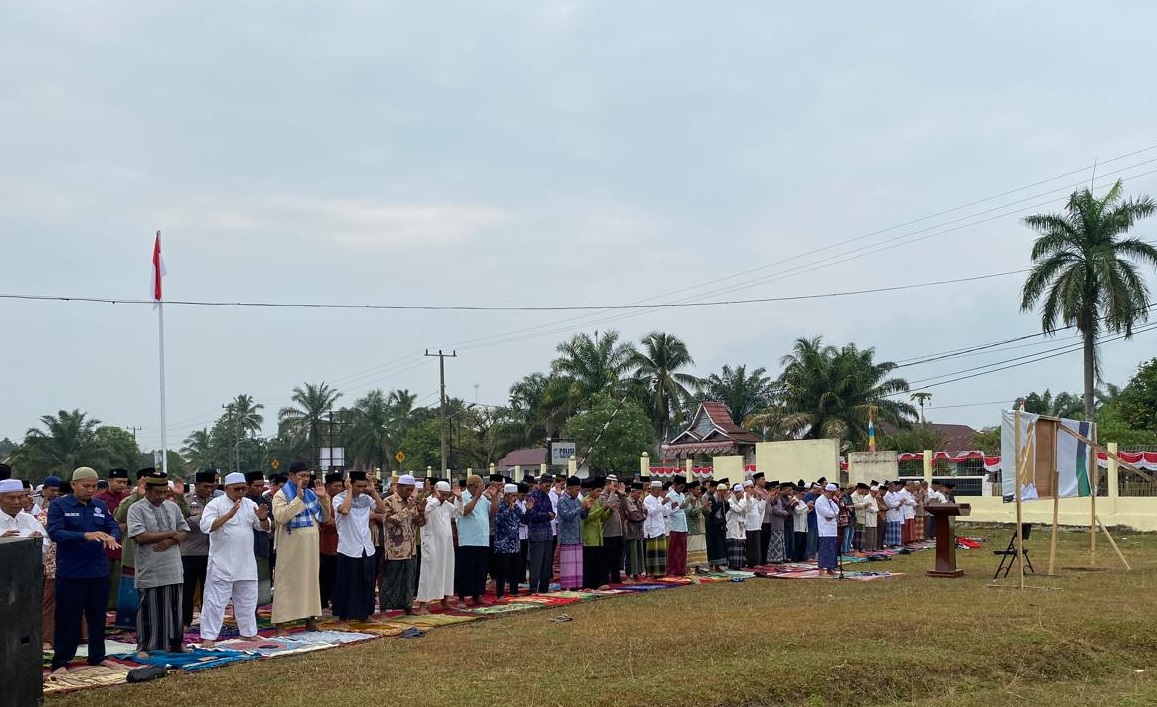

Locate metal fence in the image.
[898,475,988,497]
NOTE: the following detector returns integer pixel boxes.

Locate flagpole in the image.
[153,230,168,476]
[158,298,168,476]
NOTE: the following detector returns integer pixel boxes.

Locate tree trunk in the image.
[1082,329,1096,422]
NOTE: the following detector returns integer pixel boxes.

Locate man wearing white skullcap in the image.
[492,483,527,598]
[198,472,270,647]
[416,480,460,613]
[814,483,841,575]
[643,480,673,578]
[0,478,45,540]
[725,483,749,570]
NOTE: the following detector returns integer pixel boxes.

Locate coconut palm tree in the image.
[346,389,392,471]
[225,394,265,438]
[278,382,343,463]
[181,428,215,470]
[19,409,105,475]
[699,364,775,430]
[1020,179,1157,421]
[910,392,932,423]
[631,332,701,442]
[551,330,638,402]
[774,336,916,447]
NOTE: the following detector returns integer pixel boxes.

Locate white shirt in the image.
[1,510,48,553]
[643,494,671,539]
[332,492,376,558]
[853,492,878,528]
[743,494,765,531]
[549,487,561,536]
[899,489,917,520]
[815,495,840,537]
[200,496,264,582]
[517,500,528,541]
[883,491,904,523]
[925,489,947,508]
[726,496,748,540]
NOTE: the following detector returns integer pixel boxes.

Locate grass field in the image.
[48,525,1157,706]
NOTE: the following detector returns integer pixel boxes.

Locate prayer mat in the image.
[112,647,257,672]
[465,602,541,616]
[205,637,318,655]
[549,590,598,600]
[388,613,479,627]
[283,630,377,645]
[506,594,582,607]
[618,583,670,592]
[43,665,132,695]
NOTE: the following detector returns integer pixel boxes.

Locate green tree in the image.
[551,330,637,402]
[973,427,1001,453]
[1020,179,1157,421]
[774,336,916,448]
[181,428,215,470]
[910,392,933,423]
[278,382,343,463]
[878,425,946,454]
[1021,389,1084,419]
[16,409,105,477]
[0,437,16,461]
[397,419,443,474]
[93,426,142,474]
[698,364,775,430]
[631,331,700,442]
[345,389,392,471]
[564,394,656,475]
[1114,358,1157,432]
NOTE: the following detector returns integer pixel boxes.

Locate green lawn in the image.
[48,525,1157,707]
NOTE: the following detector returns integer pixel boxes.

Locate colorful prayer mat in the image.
[284,630,377,645]
[388,613,479,627]
[464,602,541,616]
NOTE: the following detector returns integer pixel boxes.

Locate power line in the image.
[0,268,1028,312]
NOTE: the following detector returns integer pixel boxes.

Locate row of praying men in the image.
[0,460,955,676]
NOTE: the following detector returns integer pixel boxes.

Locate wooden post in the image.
[1048,463,1059,575]
[1014,410,1025,590]
[1090,427,1097,566]
[640,452,650,479]
[685,458,694,483]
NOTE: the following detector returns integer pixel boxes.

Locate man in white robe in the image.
[415,481,460,614]
[199,472,270,647]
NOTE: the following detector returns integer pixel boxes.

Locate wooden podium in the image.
[925,503,971,578]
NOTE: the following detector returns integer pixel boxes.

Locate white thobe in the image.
[416,496,456,601]
[853,492,877,528]
[726,497,748,541]
[883,491,904,523]
[815,496,840,537]
[743,495,765,532]
[900,489,917,521]
[200,496,265,640]
[643,495,671,539]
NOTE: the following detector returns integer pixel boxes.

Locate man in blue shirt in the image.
[47,466,122,674]
[525,475,556,593]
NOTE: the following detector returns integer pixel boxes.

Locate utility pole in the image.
[123,426,141,442]
[425,349,457,478]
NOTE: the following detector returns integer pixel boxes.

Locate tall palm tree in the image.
[346,389,392,471]
[631,332,701,442]
[1021,179,1157,421]
[775,336,916,447]
[278,382,343,464]
[225,394,265,437]
[19,409,104,475]
[701,364,775,428]
[181,428,215,470]
[910,392,932,423]
[551,330,638,401]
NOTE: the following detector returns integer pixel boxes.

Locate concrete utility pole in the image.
[424,349,458,478]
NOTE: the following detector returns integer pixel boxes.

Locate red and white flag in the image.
[151,231,166,305]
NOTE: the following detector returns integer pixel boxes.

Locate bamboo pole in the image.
[1048,462,1059,575]
[1096,515,1131,570]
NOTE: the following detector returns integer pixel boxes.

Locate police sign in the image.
[550,441,577,466]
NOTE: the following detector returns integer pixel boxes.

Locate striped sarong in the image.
[726,538,746,570]
[852,524,864,552]
[625,539,645,577]
[644,536,668,577]
[863,526,878,552]
[686,533,708,569]
[885,521,902,547]
[765,530,785,563]
[137,583,184,653]
[559,543,583,589]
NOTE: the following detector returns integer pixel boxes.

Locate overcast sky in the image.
[4,2,1157,452]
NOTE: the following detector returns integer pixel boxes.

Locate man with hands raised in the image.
[331,471,386,627]
[198,472,271,647]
